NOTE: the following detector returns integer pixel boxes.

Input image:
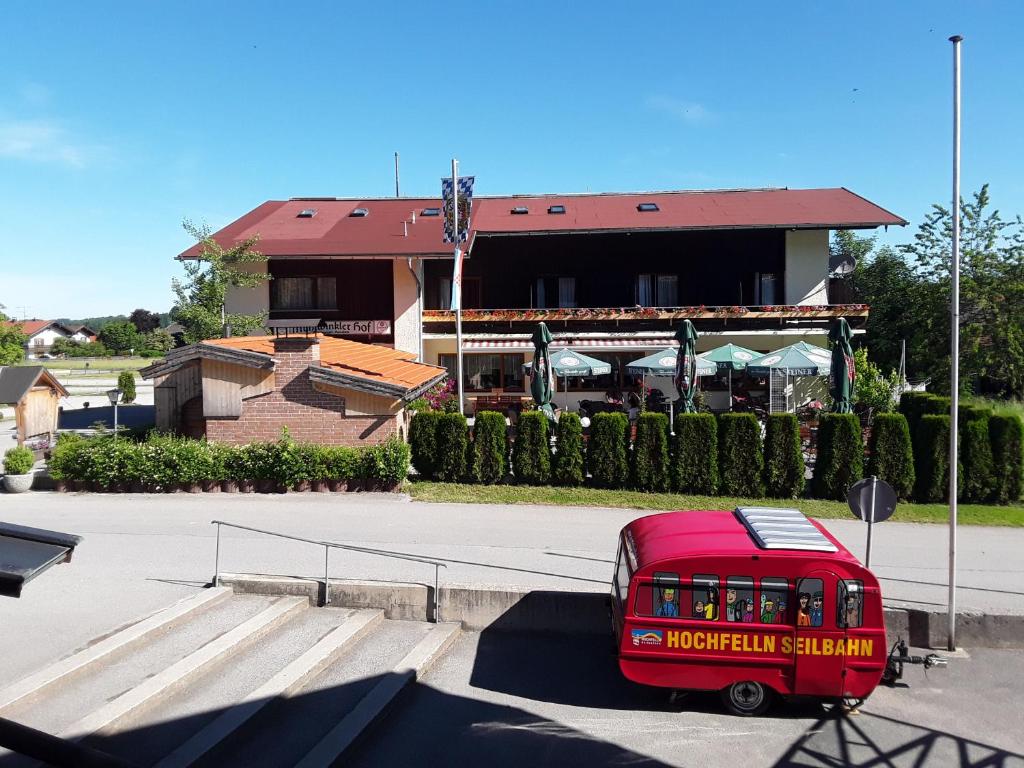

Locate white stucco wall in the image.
[393,259,422,358]
[784,229,829,305]
[224,262,270,316]
[26,327,69,357]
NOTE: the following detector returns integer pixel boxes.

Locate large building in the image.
[179,187,905,412]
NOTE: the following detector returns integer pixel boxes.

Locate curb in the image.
[217,574,1024,648]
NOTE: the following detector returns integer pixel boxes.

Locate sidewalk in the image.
[1,492,1021,683]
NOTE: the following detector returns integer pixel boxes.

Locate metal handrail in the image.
[210,520,447,622]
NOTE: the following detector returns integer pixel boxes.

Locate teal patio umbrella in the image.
[673,320,700,413]
[529,322,555,419]
[827,318,856,413]
[524,347,612,408]
[626,348,716,377]
[701,343,759,409]
[747,342,831,413]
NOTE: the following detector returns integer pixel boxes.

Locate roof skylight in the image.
[297,209,317,218]
[511,206,529,215]
[548,205,566,214]
[350,208,369,217]
[421,208,441,217]
[637,202,660,212]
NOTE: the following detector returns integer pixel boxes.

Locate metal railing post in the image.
[434,563,441,623]
[213,523,221,587]
[324,545,331,605]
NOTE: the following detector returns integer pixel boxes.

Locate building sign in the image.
[321,320,392,336]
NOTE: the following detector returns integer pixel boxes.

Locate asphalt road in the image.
[1,492,1022,688]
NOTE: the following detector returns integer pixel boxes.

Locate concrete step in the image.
[0,594,293,746]
[190,619,455,768]
[92,608,384,768]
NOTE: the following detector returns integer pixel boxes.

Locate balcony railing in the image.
[423,304,869,324]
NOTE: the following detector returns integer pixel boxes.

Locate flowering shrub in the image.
[424,379,458,412]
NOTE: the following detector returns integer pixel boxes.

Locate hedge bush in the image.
[632,412,669,492]
[513,411,552,484]
[960,416,995,503]
[763,413,804,499]
[409,411,443,479]
[813,413,863,501]
[553,412,585,486]
[718,413,763,497]
[47,433,86,481]
[990,415,1024,504]
[900,392,952,439]
[914,414,952,502]
[361,438,412,486]
[588,412,629,488]
[672,413,718,494]
[472,411,508,485]
[3,446,34,475]
[434,413,469,482]
[867,413,915,500]
[117,370,137,404]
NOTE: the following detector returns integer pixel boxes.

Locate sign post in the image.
[847,476,897,569]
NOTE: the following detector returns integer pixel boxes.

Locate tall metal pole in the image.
[394,152,400,197]
[452,158,465,416]
[947,34,963,652]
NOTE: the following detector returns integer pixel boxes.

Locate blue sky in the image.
[1,1,1021,318]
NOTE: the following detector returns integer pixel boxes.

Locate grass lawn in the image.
[408,481,1024,527]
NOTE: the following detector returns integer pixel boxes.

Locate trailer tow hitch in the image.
[882,638,949,685]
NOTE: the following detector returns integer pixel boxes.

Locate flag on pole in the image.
[441,175,474,244]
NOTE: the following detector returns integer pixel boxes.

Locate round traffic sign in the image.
[847,477,897,524]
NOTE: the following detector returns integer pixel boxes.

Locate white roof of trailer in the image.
[734,507,838,553]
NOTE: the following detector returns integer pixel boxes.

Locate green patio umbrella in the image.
[747,342,831,413]
[626,348,716,377]
[524,347,612,408]
[827,318,856,413]
[673,320,699,413]
[701,343,760,410]
[530,322,555,420]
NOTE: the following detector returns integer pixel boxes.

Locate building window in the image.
[637,274,678,307]
[502,355,524,391]
[657,275,678,307]
[272,277,338,311]
[756,272,780,305]
[438,277,452,309]
[558,277,576,308]
[438,353,526,392]
[534,277,576,309]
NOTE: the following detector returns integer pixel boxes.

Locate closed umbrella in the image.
[701,343,759,410]
[673,320,699,413]
[529,322,555,419]
[524,347,611,408]
[828,318,856,413]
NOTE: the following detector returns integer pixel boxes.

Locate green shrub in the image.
[671,413,718,494]
[914,415,952,502]
[323,446,360,481]
[990,415,1024,504]
[587,412,629,488]
[553,412,585,486]
[867,413,915,500]
[900,392,951,439]
[960,416,995,503]
[959,404,993,424]
[472,411,508,485]
[632,412,669,492]
[47,433,86,480]
[3,446,34,475]
[813,413,863,500]
[362,437,411,485]
[717,413,763,496]
[301,443,331,482]
[434,413,469,482]
[763,413,804,498]
[409,411,443,479]
[512,411,552,485]
[117,371,137,404]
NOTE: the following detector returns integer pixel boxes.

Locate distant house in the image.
[0,366,68,447]
[140,333,446,445]
[0,320,87,359]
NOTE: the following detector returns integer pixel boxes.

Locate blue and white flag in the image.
[441,175,474,244]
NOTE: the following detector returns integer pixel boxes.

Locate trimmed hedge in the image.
[914,414,952,502]
[990,415,1024,504]
[813,413,863,501]
[512,411,552,484]
[409,411,443,479]
[117,370,137,404]
[900,392,952,438]
[553,412,585,486]
[588,412,630,488]
[632,412,670,492]
[718,413,764,497]
[672,413,718,494]
[960,416,995,503]
[472,411,508,485]
[763,413,804,499]
[434,413,469,482]
[867,413,915,500]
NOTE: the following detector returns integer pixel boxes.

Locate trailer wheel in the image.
[721,681,773,716]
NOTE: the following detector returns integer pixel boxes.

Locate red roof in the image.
[625,510,857,569]
[0,320,57,337]
[177,188,906,260]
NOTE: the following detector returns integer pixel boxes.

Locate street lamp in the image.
[106,388,123,441]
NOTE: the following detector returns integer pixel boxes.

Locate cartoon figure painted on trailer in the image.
[704,590,717,620]
[797,592,812,626]
[811,592,824,627]
[693,600,705,618]
[656,588,679,618]
[725,588,739,621]
[844,594,860,627]
[742,600,755,623]
[760,596,777,623]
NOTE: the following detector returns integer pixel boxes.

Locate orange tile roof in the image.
[1,319,56,336]
[203,335,444,392]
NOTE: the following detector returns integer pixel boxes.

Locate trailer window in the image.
[796,578,825,628]
[725,576,755,623]
[613,545,631,608]
[838,580,864,628]
[760,577,789,624]
[692,574,719,621]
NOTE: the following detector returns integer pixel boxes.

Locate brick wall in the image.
[203,337,399,446]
